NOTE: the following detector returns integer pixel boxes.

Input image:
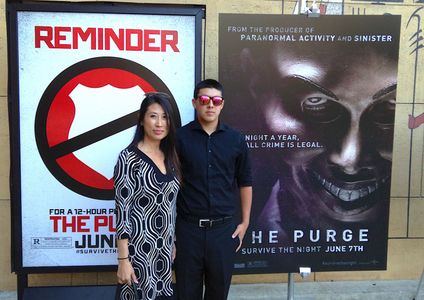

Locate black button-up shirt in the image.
[176,120,252,217]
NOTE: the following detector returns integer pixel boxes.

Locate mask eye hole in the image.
[367,99,396,129]
[301,96,345,123]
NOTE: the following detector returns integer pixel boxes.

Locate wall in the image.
[0,0,423,292]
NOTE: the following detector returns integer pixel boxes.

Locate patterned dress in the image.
[114,145,179,300]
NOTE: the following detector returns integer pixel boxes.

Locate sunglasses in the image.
[197,95,224,106]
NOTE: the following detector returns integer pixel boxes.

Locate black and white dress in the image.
[114,145,179,300]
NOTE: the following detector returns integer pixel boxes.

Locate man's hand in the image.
[232,223,248,252]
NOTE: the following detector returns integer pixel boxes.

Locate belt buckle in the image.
[199,218,212,227]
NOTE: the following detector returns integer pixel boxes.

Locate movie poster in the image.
[219,15,400,273]
[9,4,200,269]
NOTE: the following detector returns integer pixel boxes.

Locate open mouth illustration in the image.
[311,170,390,203]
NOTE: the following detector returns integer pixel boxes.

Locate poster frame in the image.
[219,13,401,274]
[6,0,204,274]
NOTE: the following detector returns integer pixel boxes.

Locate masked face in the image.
[251,46,397,222]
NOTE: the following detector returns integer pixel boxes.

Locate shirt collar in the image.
[191,118,226,133]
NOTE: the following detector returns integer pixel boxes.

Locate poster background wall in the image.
[2,0,424,291]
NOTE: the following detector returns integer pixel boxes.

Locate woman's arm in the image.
[116,238,137,285]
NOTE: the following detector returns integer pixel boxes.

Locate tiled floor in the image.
[0,279,422,300]
[228,280,422,300]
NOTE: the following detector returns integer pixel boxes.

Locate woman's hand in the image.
[172,242,176,262]
[117,259,138,285]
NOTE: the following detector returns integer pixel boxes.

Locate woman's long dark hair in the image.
[131,92,181,181]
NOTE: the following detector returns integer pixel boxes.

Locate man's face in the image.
[193,87,224,125]
[254,47,397,221]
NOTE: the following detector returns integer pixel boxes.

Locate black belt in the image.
[180,214,233,228]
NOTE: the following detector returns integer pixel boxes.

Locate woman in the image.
[114,92,181,300]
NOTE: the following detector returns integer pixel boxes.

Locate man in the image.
[175,79,252,300]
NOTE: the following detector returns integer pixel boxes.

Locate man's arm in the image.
[232,186,253,252]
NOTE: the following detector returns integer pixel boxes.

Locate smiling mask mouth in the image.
[312,171,390,203]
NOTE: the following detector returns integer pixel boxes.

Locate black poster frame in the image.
[6,0,204,275]
[219,14,401,274]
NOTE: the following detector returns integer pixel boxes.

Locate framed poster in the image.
[219,14,400,273]
[7,0,203,272]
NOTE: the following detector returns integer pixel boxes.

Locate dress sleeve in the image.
[114,149,137,240]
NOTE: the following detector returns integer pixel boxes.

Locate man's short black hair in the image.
[193,79,224,98]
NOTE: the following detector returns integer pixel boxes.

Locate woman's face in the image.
[142,102,169,143]
[257,48,397,221]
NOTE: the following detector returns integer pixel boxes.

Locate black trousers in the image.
[175,217,238,300]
